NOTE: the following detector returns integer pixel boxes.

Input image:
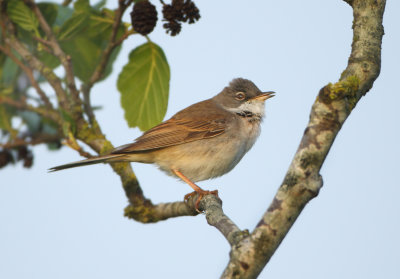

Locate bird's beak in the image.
[251,91,275,101]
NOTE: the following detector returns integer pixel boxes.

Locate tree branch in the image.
[3,21,69,112]
[343,0,354,6]
[199,195,247,246]
[81,0,134,125]
[0,133,61,149]
[112,28,136,49]
[74,125,152,220]
[90,0,133,85]
[221,0,386,277]
[75,124,242,233]
[124,199,197,222]
[0,45,53,110]
[23,0,81,111]
[3,0,188,228]
[32,36,54,53]
[0,95,60,124]
[63,137,94,159]
[124,193,246,246]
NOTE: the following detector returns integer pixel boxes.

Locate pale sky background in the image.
[1,1,399,278]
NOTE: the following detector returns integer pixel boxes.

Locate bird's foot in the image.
[184,189,219,213]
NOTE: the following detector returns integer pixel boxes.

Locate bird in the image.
[50,78,275,211]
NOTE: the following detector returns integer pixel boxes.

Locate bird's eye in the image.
[235,92,246,100]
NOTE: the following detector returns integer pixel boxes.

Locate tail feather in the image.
[49,154,124,172]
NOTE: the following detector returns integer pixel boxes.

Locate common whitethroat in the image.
[50,78,275,211]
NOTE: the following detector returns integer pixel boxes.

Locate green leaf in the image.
[74,0,91,12]
[61,35,102,82]
[37,51,60,69]
[12,25,35,46]
[38,3,58,27]
[47,141,62,151]
[93,0,107,11]
[89,22,125,81]
[0,105,12,131]
[54,5,73,27]
[59,9,125,83]
[86,15,113,38]
[117,42,170,131]
[1,57,19,87]
[19,111,41,133]
[102,44,122,81]
[7,1,39,34]
[42,121,58,135]
[58,11,90,41]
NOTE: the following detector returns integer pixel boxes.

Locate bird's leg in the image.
[172,169,218,213]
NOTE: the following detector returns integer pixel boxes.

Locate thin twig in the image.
[3,14,69,113]
[111,28,136,49]
[4,35,68,112]
[32,36,54,53]
[0,133,61,149]
[23,0,81,111]
[0,44,53,110]
[81,0,133,125]
[0,95,60,124]
[63,137,94,158]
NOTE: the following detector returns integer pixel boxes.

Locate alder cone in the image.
[0,150,13,168]
[130,1,158,35]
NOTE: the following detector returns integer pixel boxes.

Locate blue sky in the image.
[1,1,399,278]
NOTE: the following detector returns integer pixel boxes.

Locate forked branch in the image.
[221,0,386,278]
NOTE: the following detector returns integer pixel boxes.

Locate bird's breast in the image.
[150,116,262,182]
[237,116,262,153]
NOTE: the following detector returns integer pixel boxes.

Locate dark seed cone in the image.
[23,153,33,168]
[163,20,182,36]
[172,0,184,10]
[17,146,28,161]
[162,3,184,22]
[130,1,158,35]
[182,0,200,24]
[162,0,200,36]
[0,149,13,168]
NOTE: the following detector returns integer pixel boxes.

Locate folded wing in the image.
[112,100,230,153]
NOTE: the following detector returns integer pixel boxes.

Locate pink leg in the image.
[172,169,218,212]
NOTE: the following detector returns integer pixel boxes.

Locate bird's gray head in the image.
[213,78,274,117]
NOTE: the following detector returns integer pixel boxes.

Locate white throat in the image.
[223,100,265,118]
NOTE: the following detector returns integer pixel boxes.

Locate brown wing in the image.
[112,99,231,153]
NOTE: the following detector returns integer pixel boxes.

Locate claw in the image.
[184,189,219,213]
[172,169,219,213]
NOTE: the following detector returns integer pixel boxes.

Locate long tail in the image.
[49,154,125,172]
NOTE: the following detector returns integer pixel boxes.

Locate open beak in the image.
[251,91,275,101]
